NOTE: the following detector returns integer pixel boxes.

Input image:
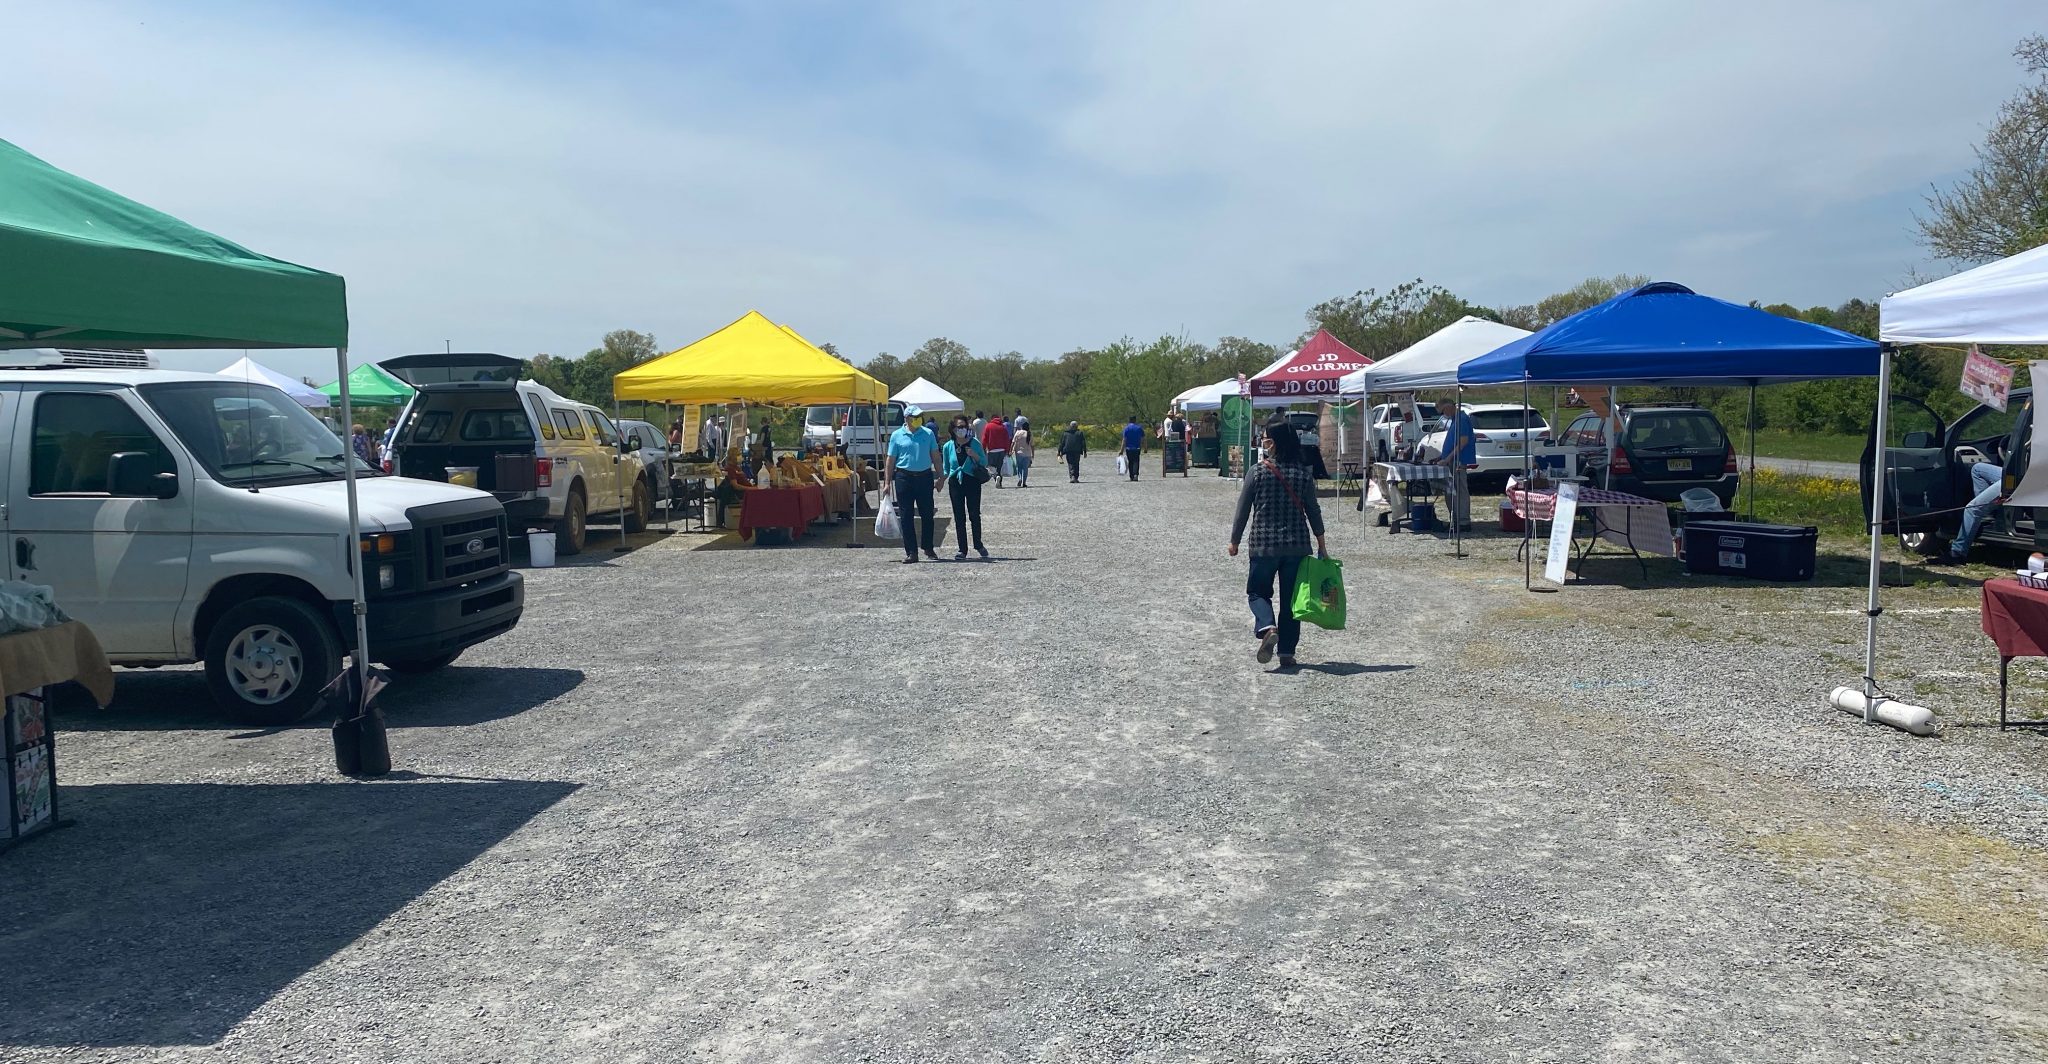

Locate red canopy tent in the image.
[1248,329,1373,398]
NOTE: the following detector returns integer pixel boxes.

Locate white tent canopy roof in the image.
[1175,377,1242,412]
[890,376,964,411]
[218,354,328,408]
[1338,316,1533,395]
[1881,243,2048,345]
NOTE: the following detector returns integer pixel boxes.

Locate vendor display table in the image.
[1,621,114,852]
[1510,484,1673,580]
[819,474,856,519]
[1370,462,1450,534]
[1980,578,2048,730]
[737,484,825,542]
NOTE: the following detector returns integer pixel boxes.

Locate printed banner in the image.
[1960,345,2013,412]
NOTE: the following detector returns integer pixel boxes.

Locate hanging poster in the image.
[1544,481,1580,584]
[1960,345,2014,412]
[13,745,50,835]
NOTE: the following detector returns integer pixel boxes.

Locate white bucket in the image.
[527,530,557,567]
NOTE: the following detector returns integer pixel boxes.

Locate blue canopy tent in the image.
[1460,282,1879,387]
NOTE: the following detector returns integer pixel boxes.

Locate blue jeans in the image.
[1952,462,2004,558]
[1247,554,1305,657]
[1014,454,1032,485]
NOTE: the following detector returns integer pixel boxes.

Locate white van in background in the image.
[0,350,524,723]
[838,401,907,462]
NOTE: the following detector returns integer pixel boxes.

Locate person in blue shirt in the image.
[884,404,943,563]
[942,413,992,560]
[1122,416,1144,481]
[1435,400,1476,530]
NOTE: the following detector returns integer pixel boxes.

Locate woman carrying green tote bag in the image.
[1227,418,1329,669]
[1291,554,1346,631]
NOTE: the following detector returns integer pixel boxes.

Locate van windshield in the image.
[805,407,837,426]
[847,405,906,428]
[141,381,373,483]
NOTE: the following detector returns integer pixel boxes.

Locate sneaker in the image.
[902,555,918,564]
[1277,656,1298,669]
[923,549,941,561]
[1924,553,1964,566]
[1256,628,1277,664]
[976,546,991,560]
[953,550,967,561]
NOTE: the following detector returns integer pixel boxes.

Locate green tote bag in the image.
[1291,554,1347,630]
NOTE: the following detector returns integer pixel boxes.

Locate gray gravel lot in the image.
[4,454,2047,1062]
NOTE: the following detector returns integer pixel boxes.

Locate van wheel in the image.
[382,651,459,674]
[624,479,651,533]
[204,596,342,725]
[556,488,588,555]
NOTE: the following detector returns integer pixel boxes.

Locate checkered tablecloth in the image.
[1509,486,1661,521]
[1373,461,1451,483]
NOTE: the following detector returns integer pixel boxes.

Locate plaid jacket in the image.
[1231,460,1324,557]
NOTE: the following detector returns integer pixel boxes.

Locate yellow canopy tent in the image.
[614,309,887,405]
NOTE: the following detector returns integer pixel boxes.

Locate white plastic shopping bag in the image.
[1116,453,1128,476]
[1365,479,1385,507]
[874,488,899,539]
[1004,454,1016,477]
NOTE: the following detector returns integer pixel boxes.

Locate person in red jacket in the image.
[980,415,1013,488]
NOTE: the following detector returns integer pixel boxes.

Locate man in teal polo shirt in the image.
[885,404,943,563]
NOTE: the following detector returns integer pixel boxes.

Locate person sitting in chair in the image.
[1930,459,2005,566]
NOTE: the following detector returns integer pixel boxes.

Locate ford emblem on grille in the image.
[465,537,486,556]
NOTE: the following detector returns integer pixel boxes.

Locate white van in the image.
[0,351,525,723]
[838,401,907,462]
[382,354,651,555]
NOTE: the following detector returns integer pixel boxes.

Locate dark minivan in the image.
[1562,405,1740,506]
[1864,388,2035,555]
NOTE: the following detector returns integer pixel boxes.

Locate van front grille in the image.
[426,513,506,585]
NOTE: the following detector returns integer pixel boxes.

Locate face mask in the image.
[908,417,921,430]
[954,427,969,439]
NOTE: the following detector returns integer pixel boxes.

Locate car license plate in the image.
[1667,458,1692,471]
[1499,442,1522,453]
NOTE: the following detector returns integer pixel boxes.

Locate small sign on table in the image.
[1544,481,1580,584]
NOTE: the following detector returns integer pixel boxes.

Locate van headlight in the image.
[378,565,396,590]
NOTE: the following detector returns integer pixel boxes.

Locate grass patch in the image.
[1742,429,1863,464]
[1746,466,1865,537]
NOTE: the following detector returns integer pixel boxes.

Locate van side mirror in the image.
[107,452,178,499]
[1902,431,1936,449]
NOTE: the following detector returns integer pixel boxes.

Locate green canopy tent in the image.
[320,362,414,406]
[0,137,384,771]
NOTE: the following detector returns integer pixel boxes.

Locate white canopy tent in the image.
[1175,376,1243,412]
[217,354,329,409]
[1338,317,1534,395]
[1860,242,2048,726]
[891,376,964,412]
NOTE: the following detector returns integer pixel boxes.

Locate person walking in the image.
[944,414,992,560]
[1121,416,1144,481]
[1059,421,1087,483]
[981,414,1012,489]
[350,423,379,467]
[1012,420,1035,488]
[971,410,987,439]
[1228,417,1328,669]
[884,404,943,563]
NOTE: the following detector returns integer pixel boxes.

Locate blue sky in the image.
[5,1,2042,381]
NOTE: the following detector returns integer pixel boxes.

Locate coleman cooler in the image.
[1681,520,1818,581]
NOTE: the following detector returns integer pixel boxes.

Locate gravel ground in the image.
[4,454,2047,1062]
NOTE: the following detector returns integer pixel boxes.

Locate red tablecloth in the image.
[1982,579,2048,659]
[1509,486,1662,521]
[738,484,825,541]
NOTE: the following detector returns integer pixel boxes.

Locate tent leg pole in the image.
[1453,385,1465,559]
[1747,384,1757,519]
[1523,377,1533,591]
[661,401,672,532]
[338,346,370,695]
[613,398,630,553]
[1863,346,1894,724]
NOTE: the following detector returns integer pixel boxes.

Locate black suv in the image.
[1865,388,2035,555]
[1560,405,1739,506]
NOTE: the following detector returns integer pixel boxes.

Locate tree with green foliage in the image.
[862,353,905,390]
[1077,336,1198,424]
[1919,34,2048,263]
[1495,274,1652,331]
[1305,279,1479,361]
[904,337,972,388]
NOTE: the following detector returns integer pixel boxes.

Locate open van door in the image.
[1861,394,1953,551]
[379,353,523,390]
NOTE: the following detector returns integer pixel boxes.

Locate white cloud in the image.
[3,0,2041,380]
